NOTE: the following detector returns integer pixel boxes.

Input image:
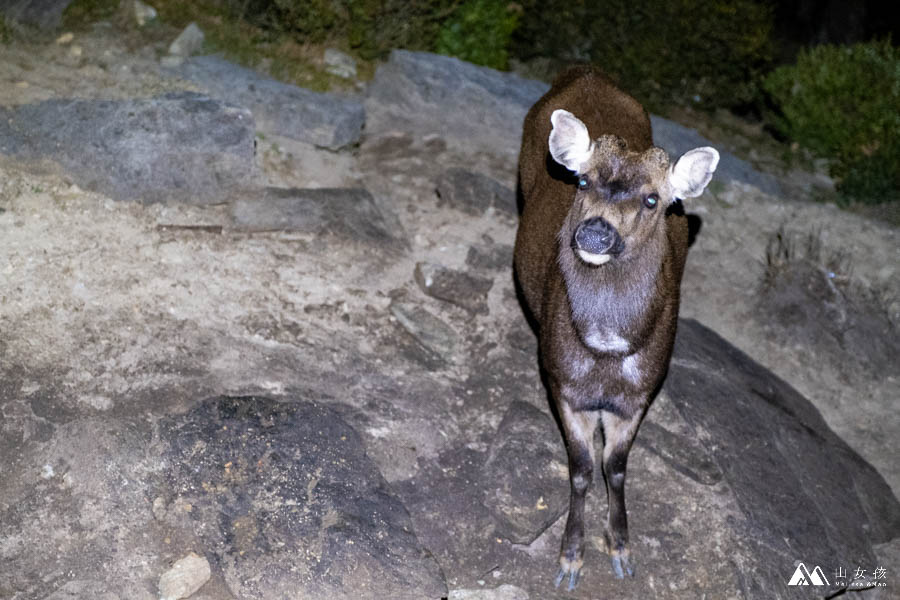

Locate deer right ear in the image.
[549,109,594,174]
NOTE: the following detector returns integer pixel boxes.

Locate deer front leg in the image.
[600,408,645,578]
[554,402,599,591]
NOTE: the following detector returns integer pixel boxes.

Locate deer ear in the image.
[549,109,594,174]
[668,147,719,199]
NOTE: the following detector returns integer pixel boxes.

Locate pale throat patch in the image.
[576,249,612,266]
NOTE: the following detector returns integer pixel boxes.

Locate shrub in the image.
[512,0,775,111]
[763,39,900,203]
[214,0,460,59]
[434,0,520,70]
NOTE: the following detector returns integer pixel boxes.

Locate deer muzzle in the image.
[573,217,623,266]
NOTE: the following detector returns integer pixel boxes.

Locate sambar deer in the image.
[514,66,719,590]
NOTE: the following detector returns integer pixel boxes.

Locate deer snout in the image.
[573,217,623,266]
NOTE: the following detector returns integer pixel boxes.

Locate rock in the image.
[365,50,550,157]
[0,92,257,204]
[133,0,157,26]
[435,168,517,216]
[661,319,900,599]
[159,396,447,600]
[324,48,357,79]
[390,301,460,363]
[55,32,73,45]
[172,56,365,150]
[158,553,211,600]
[449,584,529,600]
[414,262,493,315]
[649,115,782,196]
[168,22,204,57]
[481,402,568,544]
[231,187,401,249]
[466,244,512,271]
[0,0,72,29]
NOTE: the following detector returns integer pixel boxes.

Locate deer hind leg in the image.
[554,403,599,591]
[601,408,645,578]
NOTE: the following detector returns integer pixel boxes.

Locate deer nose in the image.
[573,217,623,256]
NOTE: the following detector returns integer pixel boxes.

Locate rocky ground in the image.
[0,19,898,600]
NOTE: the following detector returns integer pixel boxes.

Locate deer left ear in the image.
[669,147,719,199]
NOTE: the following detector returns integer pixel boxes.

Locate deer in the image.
[513,66,719,591]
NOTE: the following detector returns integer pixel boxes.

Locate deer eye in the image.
[644,193,659,209]
[577,176,590,190]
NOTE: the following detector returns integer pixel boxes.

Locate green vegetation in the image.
[512,0,774,111]
[435,0,520,69]
[61,0,120,29]
[0,14,11,44]
[764,39,900,203]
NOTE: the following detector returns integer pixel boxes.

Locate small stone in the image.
[55,32,74,45]
[134,0,158,26]
[168,23,204,57]
[158,552,211,600]
[414,262,493,315]
[324,48,357,79]
[160,55,184,69]
[435,168,516,216]
[390,301,460,361]
[68,45,82,58]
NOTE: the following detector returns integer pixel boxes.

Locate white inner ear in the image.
[549,109,594,174]
[668,147,719,199]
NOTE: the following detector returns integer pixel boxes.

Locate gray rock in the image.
[466,244,512,271]
[390,301,460,363]
[450,584,529,600]
[172,56,365,150]
[133,0,157,27]
[482,401,568,544]
[158,553,211,600]
[231,187,401,248]
[324,48,357,79]
[365,50,550,157]
[0,0,72,29]
[0,92,257,204]
[414,262,493,315]
[663,319,900,599]
[435,168,517,216]
[650,114,782,196]
[159,396,447,600]
[168,22,204,57]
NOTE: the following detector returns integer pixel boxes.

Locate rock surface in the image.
[366,50,550,158]
[168,23,205,58]
[173,55,365,150]
[158,553,211,600]
[158,396,447,600]
[414,262,494,315]
[435,167,517,216]
[231,186,401,249]
[0,92,257,204]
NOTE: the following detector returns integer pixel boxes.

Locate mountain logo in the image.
[788,563,830,586]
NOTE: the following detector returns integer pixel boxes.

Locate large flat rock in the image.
[0,92,257,204]
[365,50,550,158]
[0,396,447,600]
[172,56,365,150]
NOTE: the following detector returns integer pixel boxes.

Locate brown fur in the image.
[513,66,690,588]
